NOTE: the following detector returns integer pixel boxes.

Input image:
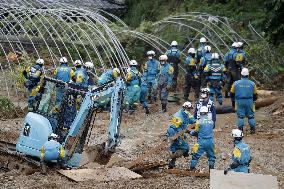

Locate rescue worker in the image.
[230,68,258,134]
[53,57,75,108]
[224,129,252,174]
[158,55,174,112]
[189,106,215,170]
[74,60,88,87]
[224,42,238,97]
[166,102,195,169]
[40,133,65,172]
[124,60,141,114]
[97,68,120,86]
[196,37,207,63]
[166,41,182,91]
[84,61,95,86]
[200,45,212,87]
[144,50,160,103]
[194,88,216,128]
[183,48,201,101]
[140,72,150,114]
[23,58,45,111]
[204,53,226,105]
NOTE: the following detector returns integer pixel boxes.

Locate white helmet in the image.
[74,60,83,66]
[147,50,155,56]
[212,53,219,59]
[59,57,68,64]
[85,61,94,69]
[182,101,192,109]
[241,68,249,76]
[188,48,196,54]
[238,42,243,48]
[200,37,206,43]
[232,42,238,48]
[159,55,168,61]
[205,45,211,52]
[201,87,210,94]
[200,106,209,114]
[49,133,58,139]
[129,60,138,66]
[232,129,243,138]
[171,41,178,46]
[36,58,44,65]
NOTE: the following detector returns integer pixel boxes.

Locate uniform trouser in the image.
[28,86,38,109]
[172,63,179,91]
[235,99,255,130]
[124,85,141,107]
[190,138,215,168]
[140,86,148,108]
[225,67,241,94]
[169,139,189,168]
[146,77,158,101]
[209,80,223,104]
[159,83,169,106]
[233,165,249,173]
[184,75,201,101]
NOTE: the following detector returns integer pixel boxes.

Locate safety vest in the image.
[167,48,181,64]
[208,60,223,80]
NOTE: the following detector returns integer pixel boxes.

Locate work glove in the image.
[224,168,229,175]
[162,135,170,143]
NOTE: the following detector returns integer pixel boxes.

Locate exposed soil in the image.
[0,93,283,189]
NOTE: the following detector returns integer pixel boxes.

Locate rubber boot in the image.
[250,127,255,134]
[129,106,135,115]
[168,158,176,169]
[189,166,196,171]
[145,107,150,114]
[162,103,167,113]
[209,164,214,170]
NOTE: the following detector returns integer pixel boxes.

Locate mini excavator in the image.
[16,76,125,167]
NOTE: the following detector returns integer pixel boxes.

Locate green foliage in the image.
[0,97,14,112]
[7,52,33,92]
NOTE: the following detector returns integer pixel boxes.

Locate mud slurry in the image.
[0,96,283,189]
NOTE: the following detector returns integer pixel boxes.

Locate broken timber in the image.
[127,124,195,170]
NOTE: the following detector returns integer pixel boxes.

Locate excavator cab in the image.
[16,77,125,167]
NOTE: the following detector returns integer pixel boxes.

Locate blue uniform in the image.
[230,77,258,130]
[23,64,44,109]
[190,115,215,169]
[166,109,195,168]
[224,48,240,95]
[158,63,174,106]
[98,70,115,85]
[230,140,251,173]
[197,44,206,61]
[144,59,160,102]
[166,47,182,91]
[74,67,88,87]
[54,64,75,107]
[183,55,201,100]
[124,67,141,108]
[140,74,148,109]
[86,69,95,86]
[41,140,65,162]
[204,59,226,105]
[200,52,212,87]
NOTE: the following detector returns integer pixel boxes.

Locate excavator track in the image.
[0,141,40,174]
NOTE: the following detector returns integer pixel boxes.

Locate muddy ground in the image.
[0,94,283,189]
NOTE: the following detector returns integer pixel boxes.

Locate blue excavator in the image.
[15,76,125,168]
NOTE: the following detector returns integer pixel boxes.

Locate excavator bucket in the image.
[83,143,113,166]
